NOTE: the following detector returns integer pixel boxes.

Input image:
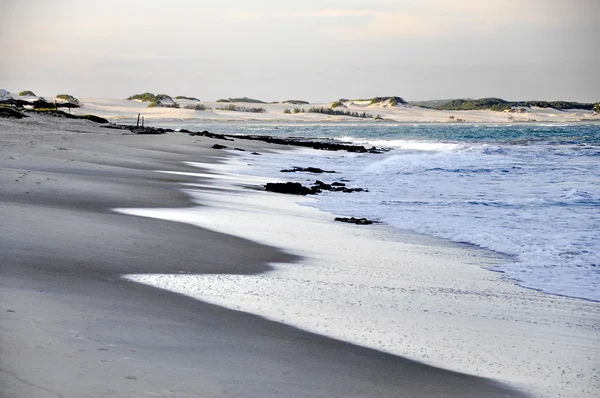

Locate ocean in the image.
[168,122,600,302]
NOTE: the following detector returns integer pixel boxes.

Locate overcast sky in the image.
[1,0,599,102]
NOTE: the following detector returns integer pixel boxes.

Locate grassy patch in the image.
[18,90,36,96]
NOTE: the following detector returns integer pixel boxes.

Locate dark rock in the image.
[183,130,386,153]
[189,130,234,141]
[0,107,27,119]
[281,167,336,174]
[233,148,246,152]
[212,144,229,149]
[252,152,262,155]
[265,182,313,195]
[334,217,374,225]
[311,180,367,193]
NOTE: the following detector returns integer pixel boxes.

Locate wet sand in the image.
[0,115,526,397]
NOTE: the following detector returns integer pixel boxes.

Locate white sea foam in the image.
[233,138,600,302]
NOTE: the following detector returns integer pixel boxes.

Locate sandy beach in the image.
[0,114,537,397]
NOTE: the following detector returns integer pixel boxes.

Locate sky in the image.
[1,0,599,102]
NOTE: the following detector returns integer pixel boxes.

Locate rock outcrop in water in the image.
[334,217,375,225]
[265,180,368,195]
[281,167,337,174]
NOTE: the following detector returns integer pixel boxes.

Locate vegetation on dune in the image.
[127,92,159,102]
[369,96,407,106]
[56,94,80,104]
[217,97,266,104]
[417,97,596,111]
[184,103,211,111]
[308,106,373,118]
[331,99,346,108]
[32,108,108,123]
[218,104,266,113]
[19,90,36,96]
[269,101,280,104]
[283,100,309,105]
[128,93,179,108]
[284,108,305,114]
[594,103,600,113]
[175,95,200,101]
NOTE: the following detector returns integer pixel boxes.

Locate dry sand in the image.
[0,115,525,397]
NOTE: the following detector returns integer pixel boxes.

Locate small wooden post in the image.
[136,113,141,127]
[141,116,144,127]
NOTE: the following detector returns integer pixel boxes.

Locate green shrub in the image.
[308,107,373,118]
[217,97,265,104]
[56,94,80,104]
[283,100,309,105]
[369,96,407,106]
[128,92,159,102]
[218,104,266,113]
[175,95,200,101]
[594,103,600,113]
[19,90,36,96]
[284,108,292,114]
[293,108,305,114]
[185,103,210,111]
[331,99,346,108]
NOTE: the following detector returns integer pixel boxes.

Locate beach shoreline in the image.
[119,154,599,398]
[0,115,532,397]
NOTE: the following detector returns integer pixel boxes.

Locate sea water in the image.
[172,122,600,302]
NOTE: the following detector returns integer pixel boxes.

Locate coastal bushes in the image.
[283,100,309,105]
[283,108,306,114]
[175,95,200,101]
[308,106,373,118]
[369,96,407,106]
[128,93,180,108]
[128,92,158,102]
[184,103,210,111]
[217,97,266,104]
[19,90,36,96]
[218,104,266,113]
[594,103,600,113]
[331,99,346,108]
[422,98,596,111]
[56,94,80,105]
